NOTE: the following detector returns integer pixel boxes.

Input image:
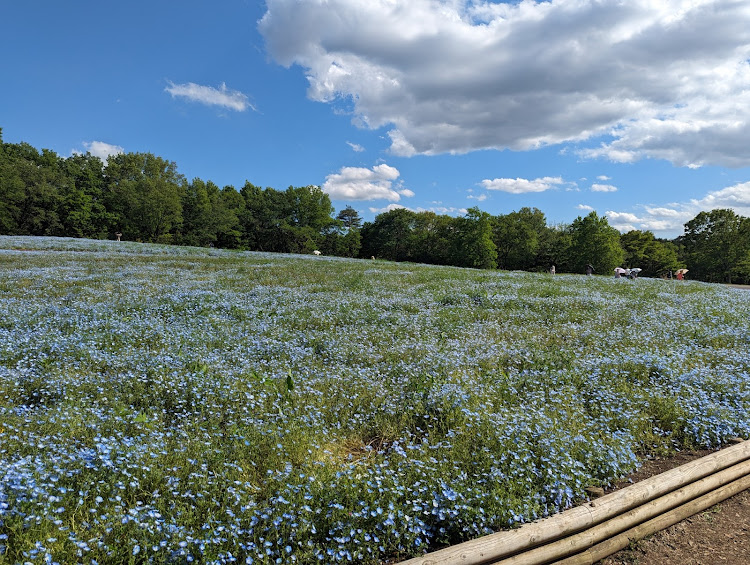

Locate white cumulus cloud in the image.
[591,183,618,192]
[480,176,565,194]
[75,141,124,161]
[260,0,750,167]
[607,181,750,235]
[323,163,406,201]
[424,206,468,216]
[605,211,642,232]
[165,81,254,112]
[369,203,409,214]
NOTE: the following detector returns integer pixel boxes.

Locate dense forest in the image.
[2,127,749,283]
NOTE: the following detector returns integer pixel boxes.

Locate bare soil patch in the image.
[598,449,750,565]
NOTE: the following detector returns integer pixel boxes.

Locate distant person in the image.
[586,264,594,276]
[550,265,556,275]
[676,270,684,280]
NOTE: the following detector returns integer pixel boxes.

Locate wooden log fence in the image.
[396,439,750,565]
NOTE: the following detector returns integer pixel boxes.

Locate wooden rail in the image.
[396,439,750,565]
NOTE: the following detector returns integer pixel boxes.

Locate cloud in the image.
[577,204,595,211]
[367,203,467,216]
[260,0,750,167]
[75,141,124,161]
[369,203,408,214]
[346,141,365,152]
[591,183,618,192]
[424,206,468,216]
[323,163,405,201]
[480,176,565,194]
[165,81,253,112]
[696,181,750,212]
[606,181,750,234]
[597,175,611,181]
[606,208,682,233]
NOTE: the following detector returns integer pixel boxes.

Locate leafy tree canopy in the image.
[567,212,624,275]
[3,129,750,282]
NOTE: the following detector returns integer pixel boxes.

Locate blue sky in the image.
[2,0,750,238]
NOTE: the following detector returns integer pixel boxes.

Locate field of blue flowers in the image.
[1,236,749,564]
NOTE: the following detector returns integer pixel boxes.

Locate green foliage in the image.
[360,207,416,261]
[180,177,214,246]
[567,212,625,275]
[61,153,108,238]
[286,184,336,233]
[3,130,750,281]
[536,223,573,272]
[493,207,547,270]
[454,207,497,269]
[0,140,27,233]
[214,185,245,248]
[360,208,497,268]
[732,248,750,285]
[0,143,63,236]
[336,205,362,230]
[620,230,681,277]
[410,212,455,265]
[682,208,750,283]
[103,152,184,242]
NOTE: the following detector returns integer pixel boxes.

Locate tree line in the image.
[2,128,749,284]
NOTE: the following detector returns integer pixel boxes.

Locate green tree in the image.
[567,212,624,275]
[6,145,63,236]
[410,212,454,265]
[452,207,497,269]
[214,186,244,249]
[286,185,336,231]
[336,205,363,231]
[732,242,750,285]
[337,206,363,257]
[270,185,333,253]
[620,230,681,277]
[360,208,416,261]
[493,207,547,270]
[181,177,213,246]
[239,182,275,251]
[0,136,26,234]
[62,152,108,238]
[340,228,362,258]
[535,223,572,273]
[682,209,749,283]
[104,153,184,242]
[238,183,335,253]
[321,206,364,257]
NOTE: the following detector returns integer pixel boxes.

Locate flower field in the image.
[1,236,749,564]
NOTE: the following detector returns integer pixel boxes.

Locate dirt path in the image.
[599,449,750,565]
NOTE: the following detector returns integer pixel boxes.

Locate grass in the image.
[0,235,749,564]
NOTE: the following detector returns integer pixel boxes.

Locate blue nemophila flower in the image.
[1,236,749,563]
